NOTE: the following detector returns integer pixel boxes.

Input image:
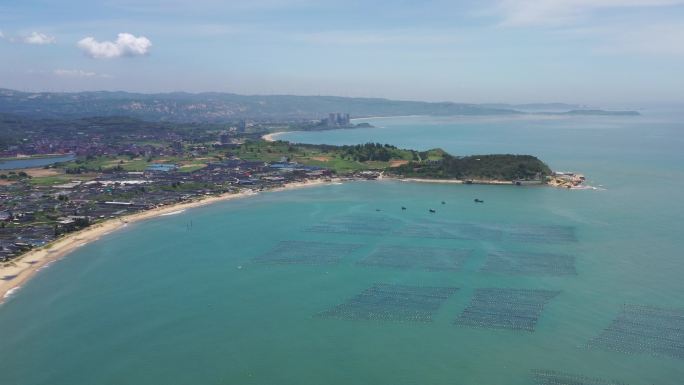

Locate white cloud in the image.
[496,0,684,26]
[23,31,56,44]
[77,33,152,59]
[53,69,112,78]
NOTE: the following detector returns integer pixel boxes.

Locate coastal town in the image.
[0,112,583,268]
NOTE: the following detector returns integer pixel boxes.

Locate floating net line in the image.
[504,225,577,244]
[304,215,398,236]
[253,240,363,265]
[357,245,473,272]
[480,251,576,276]
[394,221,503,241]
[317,283,459,322]
[588,304,684,359]
[532,370,629,385]
[455,288,561,331]
[393,220,577,244]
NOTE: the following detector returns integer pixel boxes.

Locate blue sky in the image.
[1,0,683,104]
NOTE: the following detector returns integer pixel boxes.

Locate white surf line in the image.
[159,209,186,216]
[2,286,21,300]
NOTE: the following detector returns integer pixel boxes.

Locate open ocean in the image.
[1,111,683,385]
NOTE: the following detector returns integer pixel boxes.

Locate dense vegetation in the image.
[393,153,552,181]
[339,143,414,162]
[236,141,550,181]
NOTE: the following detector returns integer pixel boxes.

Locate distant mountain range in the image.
[0,88,639,122]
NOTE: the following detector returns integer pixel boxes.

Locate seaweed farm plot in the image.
[394,221,577,244]
[480,251,576,276]
[531,370,628,385]
[304,215,398,236]
[318,284,459,322]
[501,224,577,244]
[253,240,362,265]
[357,245,472,272]
[587,304,684,359]
[455,288,560,331]
[394,220,502,241]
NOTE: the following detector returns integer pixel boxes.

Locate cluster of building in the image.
[0,117,260,159]
[1,133,184,159]
[0,157,333,262]
[324,113,351,128]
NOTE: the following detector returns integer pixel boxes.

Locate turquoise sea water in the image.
[1,112,683,385]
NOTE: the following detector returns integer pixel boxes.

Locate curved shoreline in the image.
[0,173,590,304]
[382,176,516,185]
[0,179,337,304]
[261,132,283,142]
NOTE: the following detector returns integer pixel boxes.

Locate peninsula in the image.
[0,111,583,302]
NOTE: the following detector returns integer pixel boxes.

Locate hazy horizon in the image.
[1,1,683,105]
[2,87,680,111]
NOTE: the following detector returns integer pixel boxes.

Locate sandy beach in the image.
[393,177,464,184]
[0,178,339,304]
[381,176,518,186]
[261,132,282,142]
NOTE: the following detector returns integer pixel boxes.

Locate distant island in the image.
[559,109,641,116]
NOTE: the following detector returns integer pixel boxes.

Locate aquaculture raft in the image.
[455,288,560,331]
[318,283,459,322]
[588,304,684,359]
[532,369,629,385]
